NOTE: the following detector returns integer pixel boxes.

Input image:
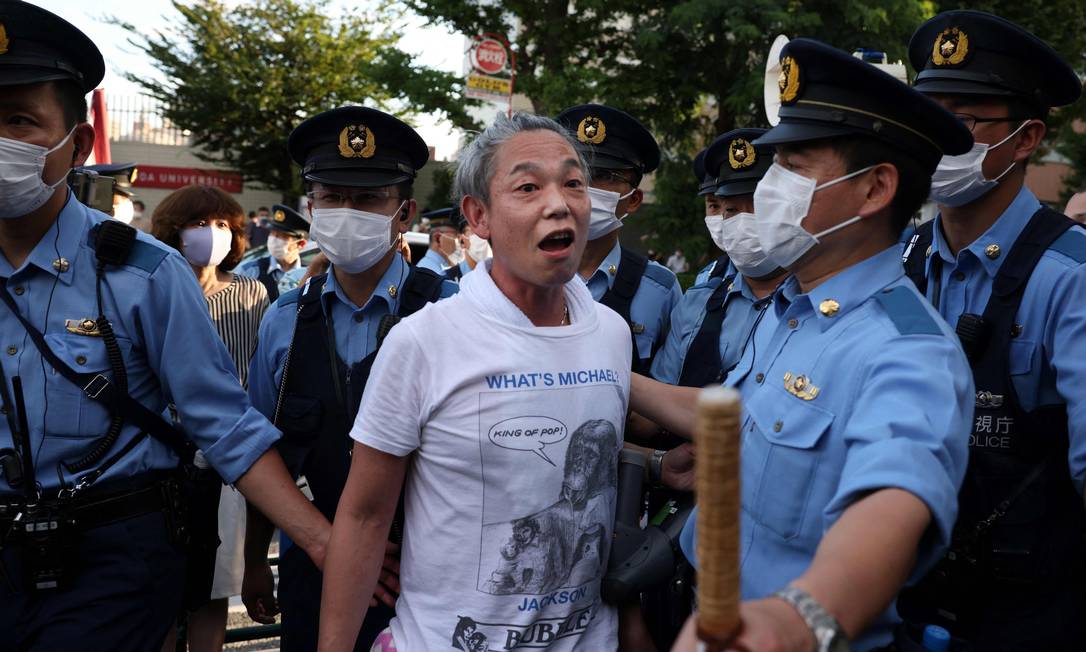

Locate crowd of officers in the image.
[0,1,1085,651]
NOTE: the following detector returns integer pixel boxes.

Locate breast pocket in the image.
[746,386,834,541]
[42,332,132,438]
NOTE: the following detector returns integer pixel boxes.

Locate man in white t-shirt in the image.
[319,112,633,652]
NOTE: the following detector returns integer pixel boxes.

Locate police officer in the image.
[651,129,784,390]
[638,38,975,650]
[83,162,139,225]
[691,143,727,286]
[0,4,329,649]
[897,11,1086,649]
[555,104,681,374]
[415,207,461,275]
[243,106,457,652]
[235,203,310,302]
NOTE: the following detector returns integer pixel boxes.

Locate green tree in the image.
[112,0,479,200]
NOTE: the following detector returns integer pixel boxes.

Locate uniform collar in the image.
[323,254,408,314]
[592,241,624,290]
[422,248,451,271]
[777,245,905,332]
[4,192,87,285]
[930,185,1041,279]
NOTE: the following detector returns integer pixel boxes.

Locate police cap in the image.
[0,1,104,92]
[706,128,773,198]
[755,38,973,173]
[910,11,1082,111]
[422,206,466,232]
[85,163,138,197]
[268,204,309,238]
[692,148,716,196]
[555,104,660,175]
[289,106,429,189]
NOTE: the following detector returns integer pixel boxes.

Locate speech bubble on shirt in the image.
[487,416,569,466]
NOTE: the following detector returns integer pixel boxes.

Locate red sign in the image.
[133,165,244,193]
[471,38,508,75]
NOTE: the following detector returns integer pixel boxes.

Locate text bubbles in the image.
[488,416,568,466]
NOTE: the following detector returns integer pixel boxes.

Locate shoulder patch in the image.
[874,286,942,336]
[643,261,678,290]
[1050,229,1086,265]
[438,279,460,299]
[125,239,170,273]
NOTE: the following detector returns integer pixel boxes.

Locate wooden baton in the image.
[695,385,743,650]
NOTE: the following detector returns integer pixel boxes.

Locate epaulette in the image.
[1050,229,1086,265]
[122,239,169,274]
[643,260,678,290]
[874,285,942,336]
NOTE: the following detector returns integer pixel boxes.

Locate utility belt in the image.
[0,472,187,593]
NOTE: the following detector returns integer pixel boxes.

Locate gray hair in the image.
[453,112,590,207]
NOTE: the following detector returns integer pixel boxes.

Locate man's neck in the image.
[0,189,67,272]
[333,249,397,308]
[578,231,620,279]
[489,262,567,327]
[746,271,788,300]
[938,176,1024,257]
[794,237,891,294]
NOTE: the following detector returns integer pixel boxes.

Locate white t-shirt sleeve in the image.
[349,320,427,457]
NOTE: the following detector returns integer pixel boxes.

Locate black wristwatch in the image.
[772,586,849,652]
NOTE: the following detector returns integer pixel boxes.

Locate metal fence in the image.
[107,94,192,146]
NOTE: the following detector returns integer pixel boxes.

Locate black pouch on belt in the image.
[19,503,77,592]
[173,459,224,611]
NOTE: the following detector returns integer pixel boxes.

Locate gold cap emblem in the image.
[818,299,840,317]
[728,138,756,170]
[338,124,376,159]
[0,23,8,56]
[274,209,286,222]
[932,27,969,66]
[985,244,1001,260]
[577,116,606,145]
[778,56,801,105]
[783,372,820,401]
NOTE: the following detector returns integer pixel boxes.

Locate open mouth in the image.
[539,229,575,253]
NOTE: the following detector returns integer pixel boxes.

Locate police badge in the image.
[728,138,756,170]
[337,124,376,159]
[577,116,606,145]
[778,56,801,105]
[932,27,969,66]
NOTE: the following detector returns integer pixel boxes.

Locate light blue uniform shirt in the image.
[583,242,681,361]
[235,253,301,286]
[651,265,776,386]
[926,186,1086,492]
[0,195,279,491]
[248,254,457,422]
[694,256,728,286]
[415,248,450,275]
[679,246,972,650]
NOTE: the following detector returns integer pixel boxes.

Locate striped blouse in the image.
[205,275,269,388]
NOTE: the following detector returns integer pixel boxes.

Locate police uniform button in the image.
[75,355,87,365]
[773,420,783,432]
[608,264,617,276]
[756,373,765,383]
[985,244,1001,260]
[13,287,24,296]
[1011,324,1023,338]
[388,285,398,298]
[953,271,965,281]
[353,312,365,323]
[6,346,16,356]
[787,318,798,329]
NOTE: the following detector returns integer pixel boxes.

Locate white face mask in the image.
[587,186,635,240]
[0,127,75,219]
[929,121,1028,207]
[181,226,233,268]
[467,233,491,262]
[266,236,296,263]
[704,214,727,252]
[309,202,404,273]
[112,198,134,224]
[754,163,875,270]
[717,212,779,279]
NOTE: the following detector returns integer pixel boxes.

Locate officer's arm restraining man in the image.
[235,203,310,303]
[243,106,456,652]
[897,10,1086,650]
[0,3,329,650]
[554,104,682,375]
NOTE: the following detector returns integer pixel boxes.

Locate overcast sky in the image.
[34,0,472,159]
